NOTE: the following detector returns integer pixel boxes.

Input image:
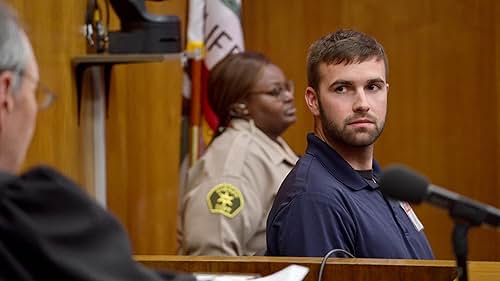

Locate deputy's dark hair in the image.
[307,29,388,92]
[208,52,271,132]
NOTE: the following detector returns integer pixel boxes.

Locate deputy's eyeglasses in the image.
[250,80,294,101]
[19,71,57,110]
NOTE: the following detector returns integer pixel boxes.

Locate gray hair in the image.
[0,1,29,90]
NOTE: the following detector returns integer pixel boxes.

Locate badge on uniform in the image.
[400,201,424,232]
[206,183,244,218]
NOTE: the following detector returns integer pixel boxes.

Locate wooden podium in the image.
[135,255,457,281]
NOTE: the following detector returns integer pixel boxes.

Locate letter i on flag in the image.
[184,0,245,166]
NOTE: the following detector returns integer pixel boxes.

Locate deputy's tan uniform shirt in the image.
[179,119,298,256]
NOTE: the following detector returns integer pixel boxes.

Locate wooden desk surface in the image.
[468,261,500,281]
[136,255,457,281]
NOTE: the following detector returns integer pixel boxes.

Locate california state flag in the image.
[186,0,245,163]
[203,0,245,68]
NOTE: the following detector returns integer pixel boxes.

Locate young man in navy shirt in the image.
[266,29,434,259]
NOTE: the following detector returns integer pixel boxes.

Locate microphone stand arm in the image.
[449,201,485,281]
[452,222,469,281]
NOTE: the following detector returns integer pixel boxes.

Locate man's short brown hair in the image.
[307,29,388,92]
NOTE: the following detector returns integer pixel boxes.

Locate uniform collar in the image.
[306,133,381,191]
[230,119,298,166]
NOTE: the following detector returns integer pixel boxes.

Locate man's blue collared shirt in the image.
[266,134,434,258]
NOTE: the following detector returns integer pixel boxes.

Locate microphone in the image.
[379,165,500,229]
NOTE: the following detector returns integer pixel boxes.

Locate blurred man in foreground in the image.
[0,1,192,280]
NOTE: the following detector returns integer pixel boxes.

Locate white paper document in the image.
[195,264,309,281]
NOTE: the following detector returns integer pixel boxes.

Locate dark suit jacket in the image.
[0,166,193,281]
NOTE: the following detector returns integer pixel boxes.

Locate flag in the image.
[184,0,245,165]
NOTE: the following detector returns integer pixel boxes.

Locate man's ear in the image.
[0,72,16,116]
[305,86,320,116]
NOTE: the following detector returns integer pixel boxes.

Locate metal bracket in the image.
[71,53,181,125]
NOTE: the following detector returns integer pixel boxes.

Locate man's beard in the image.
[318,101,385,148]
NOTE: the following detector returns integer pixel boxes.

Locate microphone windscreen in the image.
[379,165,429,203]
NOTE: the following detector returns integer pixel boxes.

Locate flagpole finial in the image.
[186,41,205,60]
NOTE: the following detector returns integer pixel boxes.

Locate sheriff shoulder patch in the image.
[206,183,244,218]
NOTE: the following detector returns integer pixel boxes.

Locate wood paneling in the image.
[243,0,500,260]
[7,0,87,187]
[104,1,186,254]
[106,61,183,254]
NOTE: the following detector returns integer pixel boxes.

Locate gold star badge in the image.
[206,183,244,218]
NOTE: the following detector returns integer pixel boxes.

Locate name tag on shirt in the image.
[400,201,424,232]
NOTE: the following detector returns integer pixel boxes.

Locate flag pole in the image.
[187,42,204,166]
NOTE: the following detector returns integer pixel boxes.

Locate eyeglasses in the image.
[250,80,294,101]
[19,71,57,110]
